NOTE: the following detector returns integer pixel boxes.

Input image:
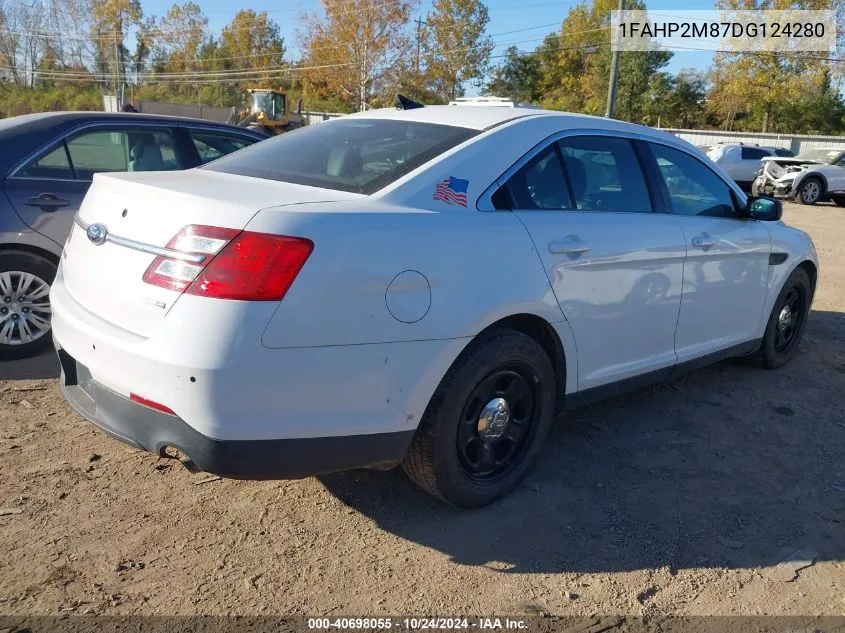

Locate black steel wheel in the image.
[754,267,812,369]
[456,366,538,482]
[403,328,556,508]
[772,286,804,355]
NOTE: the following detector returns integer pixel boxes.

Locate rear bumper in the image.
[58,347,415,479]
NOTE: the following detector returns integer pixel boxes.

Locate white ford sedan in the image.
[52,105,818,507]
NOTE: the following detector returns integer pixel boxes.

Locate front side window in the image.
[558,136,652,213]
[650,143,736,218]
[18,128,179,181]
[61,129,178,180]
[203,119,477,194]
[505,145,572,210]
[189,130,257,165]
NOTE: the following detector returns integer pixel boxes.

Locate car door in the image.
[645,141,771,362]
[2,143,88,247]
[4,125,183,246]
[503,132,687,391]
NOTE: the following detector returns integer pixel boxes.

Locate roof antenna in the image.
[395,94,424,110]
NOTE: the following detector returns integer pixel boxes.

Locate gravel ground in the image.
[0,201,843,617]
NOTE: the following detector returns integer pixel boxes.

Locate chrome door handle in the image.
[691,236,715,249]
[549,240,591,255]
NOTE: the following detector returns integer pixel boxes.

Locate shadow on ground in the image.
[321,309,845,574]
[0,348,59,381]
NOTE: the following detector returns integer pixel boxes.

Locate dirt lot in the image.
[0,201,844,618]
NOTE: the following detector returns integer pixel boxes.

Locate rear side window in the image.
[18,145,73,179]
[189,130,257,165]
[740,147,769,160]
[558,136,652,213]
[774,148,794,157]
[203,119,477,194]
[650,143,736,218]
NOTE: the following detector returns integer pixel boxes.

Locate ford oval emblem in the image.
[86,223,108,246]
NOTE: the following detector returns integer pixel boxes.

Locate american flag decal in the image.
[433,176,469,208]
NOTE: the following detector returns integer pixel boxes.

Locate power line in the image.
[1,24,611,80]
[14,41,607,85]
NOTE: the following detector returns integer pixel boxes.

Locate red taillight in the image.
[130,393,176,416]
[142,225,313,301]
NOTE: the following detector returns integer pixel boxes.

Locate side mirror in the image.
[747,196,782,221]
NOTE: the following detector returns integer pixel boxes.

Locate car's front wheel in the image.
[795,177,823,205]
[402,328,556,508]
[754,267,812,369]
[833,196,845,208]
[0,251,56,360]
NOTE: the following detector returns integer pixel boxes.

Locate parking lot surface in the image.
[1,201,843,616]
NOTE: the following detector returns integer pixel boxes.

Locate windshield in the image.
[795,148,842,163]
[203,119,478,194]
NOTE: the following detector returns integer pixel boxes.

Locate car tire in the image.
[0,251,57,360]
[794,177,823,205]
[833,196,845,208]
[753,267,812,370]
[402,328,556,508]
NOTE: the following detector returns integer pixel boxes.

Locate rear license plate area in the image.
[58,349,95,399]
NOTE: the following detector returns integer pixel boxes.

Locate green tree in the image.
[150,2,208,72]
[706,0,843,132]
[219,9,285,88]
[487,46,542,103]
[90,0,143,88]
[420,0,493,101]
[533,0,672,121]
[300,0,415,111]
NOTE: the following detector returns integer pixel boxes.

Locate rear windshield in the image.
[203,118,477,194]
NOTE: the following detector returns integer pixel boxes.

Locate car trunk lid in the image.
[62,170,359,338]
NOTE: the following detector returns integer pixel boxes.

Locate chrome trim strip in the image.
[74,216,206,264]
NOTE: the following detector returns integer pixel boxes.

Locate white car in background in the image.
[701,143,794,189]
[52,105,818,507]
[753,148,845,206]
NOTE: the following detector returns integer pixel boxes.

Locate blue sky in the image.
[140,0,718,75]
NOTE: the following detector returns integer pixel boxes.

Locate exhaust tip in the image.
[160,446,201,473]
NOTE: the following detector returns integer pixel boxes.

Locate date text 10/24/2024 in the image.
[307,619,528,630]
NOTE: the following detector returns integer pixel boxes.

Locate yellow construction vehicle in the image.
[234,89,306,137]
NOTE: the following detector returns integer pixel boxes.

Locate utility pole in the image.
[113,30,118,95]
[415,18,425,75]
[605,0,625,118]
